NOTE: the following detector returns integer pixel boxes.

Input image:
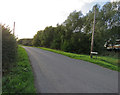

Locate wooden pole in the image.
[13,22,15,36]
[90,6,96,58]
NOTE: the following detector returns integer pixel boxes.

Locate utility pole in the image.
[13,22,15,36]
[90,6,96,58]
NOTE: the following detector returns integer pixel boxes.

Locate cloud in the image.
[0,0,111,39]
[110,0,120,2]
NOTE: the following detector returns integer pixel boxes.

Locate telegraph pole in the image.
[13,22,15,36]
[90,6,96,58]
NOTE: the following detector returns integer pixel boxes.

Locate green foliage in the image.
[18,38,33,46]
[32,1,120,55]
[2,46,36,93]
[32,31,42,46]
[2,24,17,75]
[42,26,55,47]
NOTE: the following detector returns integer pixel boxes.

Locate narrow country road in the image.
[23,46,118,93]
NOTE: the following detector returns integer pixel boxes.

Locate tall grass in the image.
[2,46,36,94]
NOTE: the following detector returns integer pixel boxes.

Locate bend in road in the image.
[23,46,118,93]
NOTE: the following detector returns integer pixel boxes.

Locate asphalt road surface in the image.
[23,46,118,93]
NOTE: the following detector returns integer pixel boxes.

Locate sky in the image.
[0,0,119,39]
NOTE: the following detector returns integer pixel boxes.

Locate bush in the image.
[2,24,17,75]
[101,50,119,58]
[18,39,33,46]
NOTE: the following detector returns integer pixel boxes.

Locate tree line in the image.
[32,2,119,55]
[18,38,33,46]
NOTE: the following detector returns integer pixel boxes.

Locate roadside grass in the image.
[37,47,119,71]
[2,46,36,94]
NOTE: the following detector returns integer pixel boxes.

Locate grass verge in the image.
[2,46,36,94]
[37,47,120,71]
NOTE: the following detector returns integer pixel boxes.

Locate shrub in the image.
[2,24,17,75]
[18,39,33,46]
